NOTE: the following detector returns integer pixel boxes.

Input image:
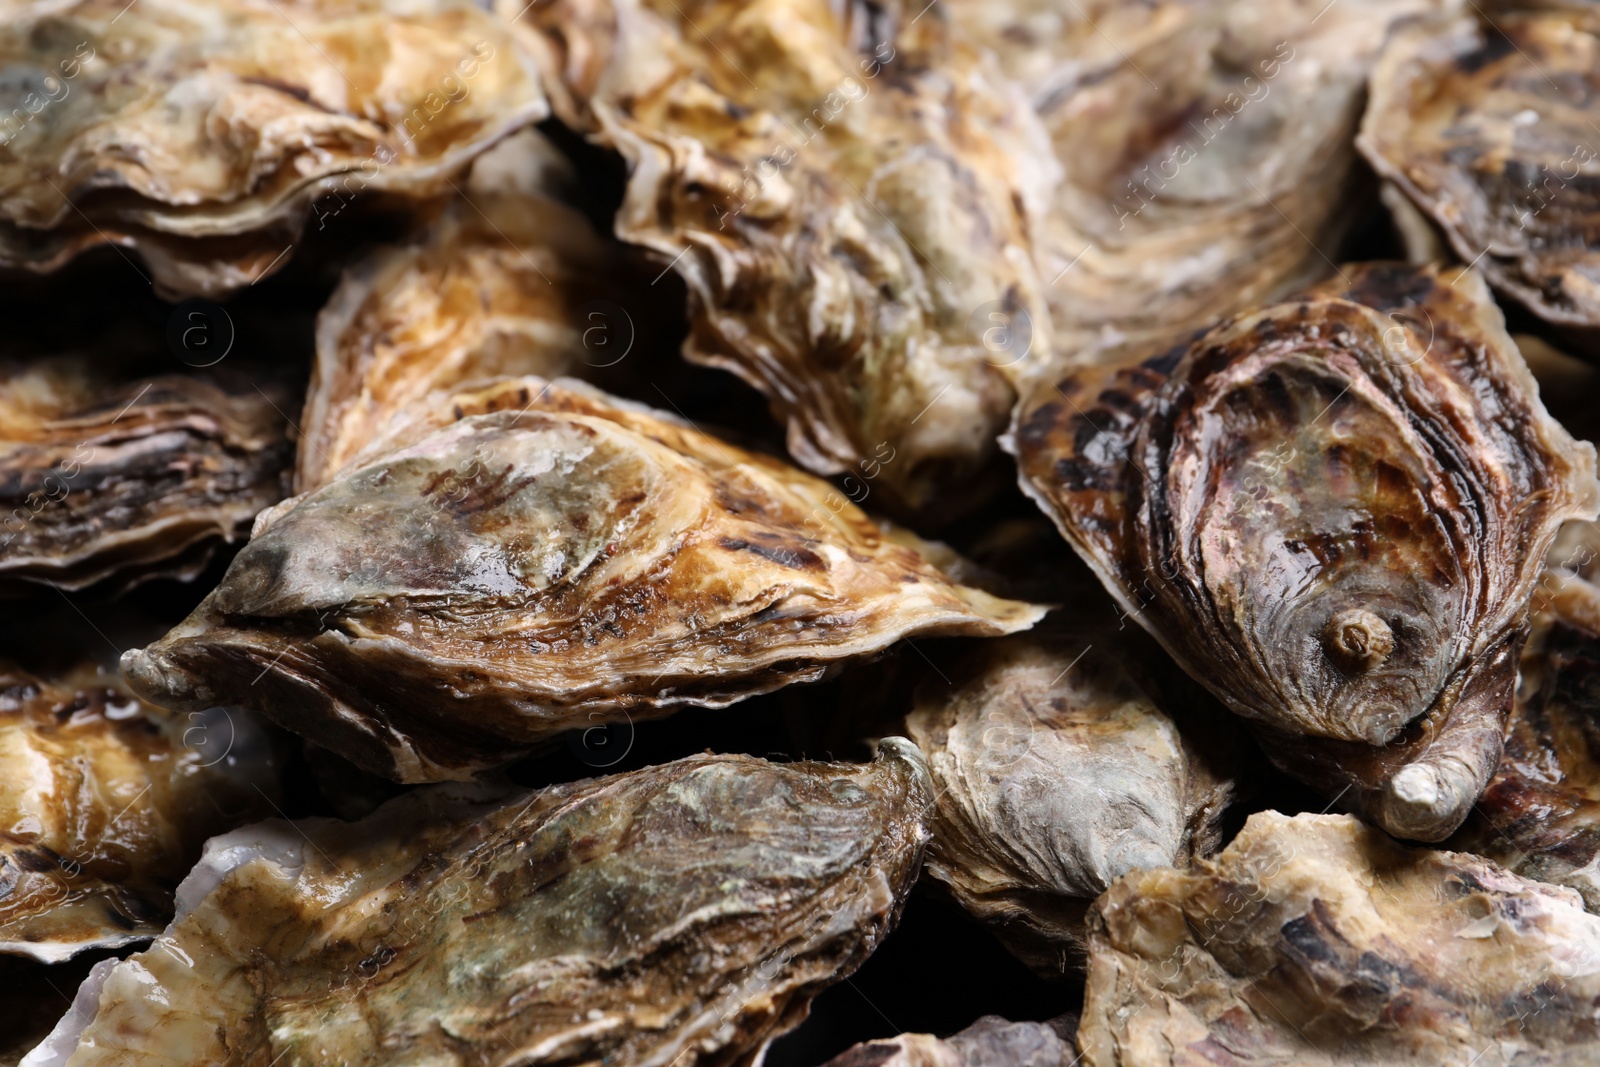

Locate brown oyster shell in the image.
[26,743,932,1067]
[822,1015,1078,1067]
[0,356,292,593]
[1011,262,1598,841]
[1078,811,1600,1066]
[904,621,1242,978]
[120,376,1044,782]
[0,0,546,297]
[1361,8,1600,329]
[498,0,1057,514]
[296,129,617,493]
[1021,0,1447,378]
[0,662,278,963]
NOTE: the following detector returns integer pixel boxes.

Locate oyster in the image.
[1014,0,1445,377]
[297,129,617,492]
[823,1014,1078,1067]
[904,623,1241,978]
[0,356,291,593]
[24,744,932,1067]
[1011,262,1599,841]
[499,0,1057,513]
[1361,8,1600,329]
[0,0,546,297]
[0,662,277,963]
[1078,811,1600,1066]
[121,376,1044,782]
[1449,546,1600,909]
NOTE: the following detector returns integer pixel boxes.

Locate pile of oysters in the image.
[10,0,1600,1063]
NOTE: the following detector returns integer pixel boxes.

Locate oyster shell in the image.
[121,376,1044,782]
[24,744,932,1067]
[1361,8,1600,329]
[1011,262,1599,841]
[0,356,291,593]
[1078,811,1600,1066]
[822,1014,1078,1067]
[499,0,1057,513]
[297,129,616,493]
[0,662,277,963]
[0,0,546,297]
[904,622,1242,978]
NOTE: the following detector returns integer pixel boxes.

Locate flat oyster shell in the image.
[822,1014,1078,1067]
[297,129,616,492]
[0,356,291,593]
[1025,0,1448,378]
[1078,811,1600,1066]
[0,0,546,297]
[1011,262,1599,841]
[1361,8,1600,328]
[24,744,932,1067]
[121,376,1044,782]
[0,662,278,963]
[499,0,1057,513]
[904,623,1241,978]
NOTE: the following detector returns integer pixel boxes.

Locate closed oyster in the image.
[297,129,616,492]
[121,376,1043,782]
[1450,546,1600,909]
[823,1014,1078,1067]
[0,357,291,593]
[24,744,932,1067]
[0,0,546,297]
[1010,0,1444,377]
[1078,811,1600,1066]
[499,0,1057,513]
[1011,262,1599,841]
[0,663,277,963]
[904,623,1241,978]
[1361,8,1600,328]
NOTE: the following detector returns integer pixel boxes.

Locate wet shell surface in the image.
[1361,8,1600,328]
[0,663,277,963]
[23,744,932,1067]
[120,376,1044,782]
[1010,262,1599,841]
[0,0,547,296]
[821,1015,1078,1067]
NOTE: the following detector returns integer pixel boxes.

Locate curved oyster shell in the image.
[297,129,615,493]
[0,357,291,593]
[1020,0,1445,377]
[823,1015,1078,1067]
[1361,8,1600,328]
[121,376,1044,782]
[24,744,932,1067]
[1078,811,1600,1066]
[0,663,278,963]
[1011,262,1599,841]
[0,0,546,297]
[499,0,1057,513]
[904,623,1241,978]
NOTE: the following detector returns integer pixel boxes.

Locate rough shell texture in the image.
[500,0,1057,514]
[0,357,292,593]
[1010,262,1599,841]
[904,624,1242,978]
[1078,811,1600,1066]
[1360,9,1600,328]
[296,129,616,492]
[120,376,1044,782]
[24,745,932,1067]
[1450,540,1600,910]
[0,663,277,963]
[821,1015,1078,1067]
[1022,0,1447,379]
[0,0,546,297]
